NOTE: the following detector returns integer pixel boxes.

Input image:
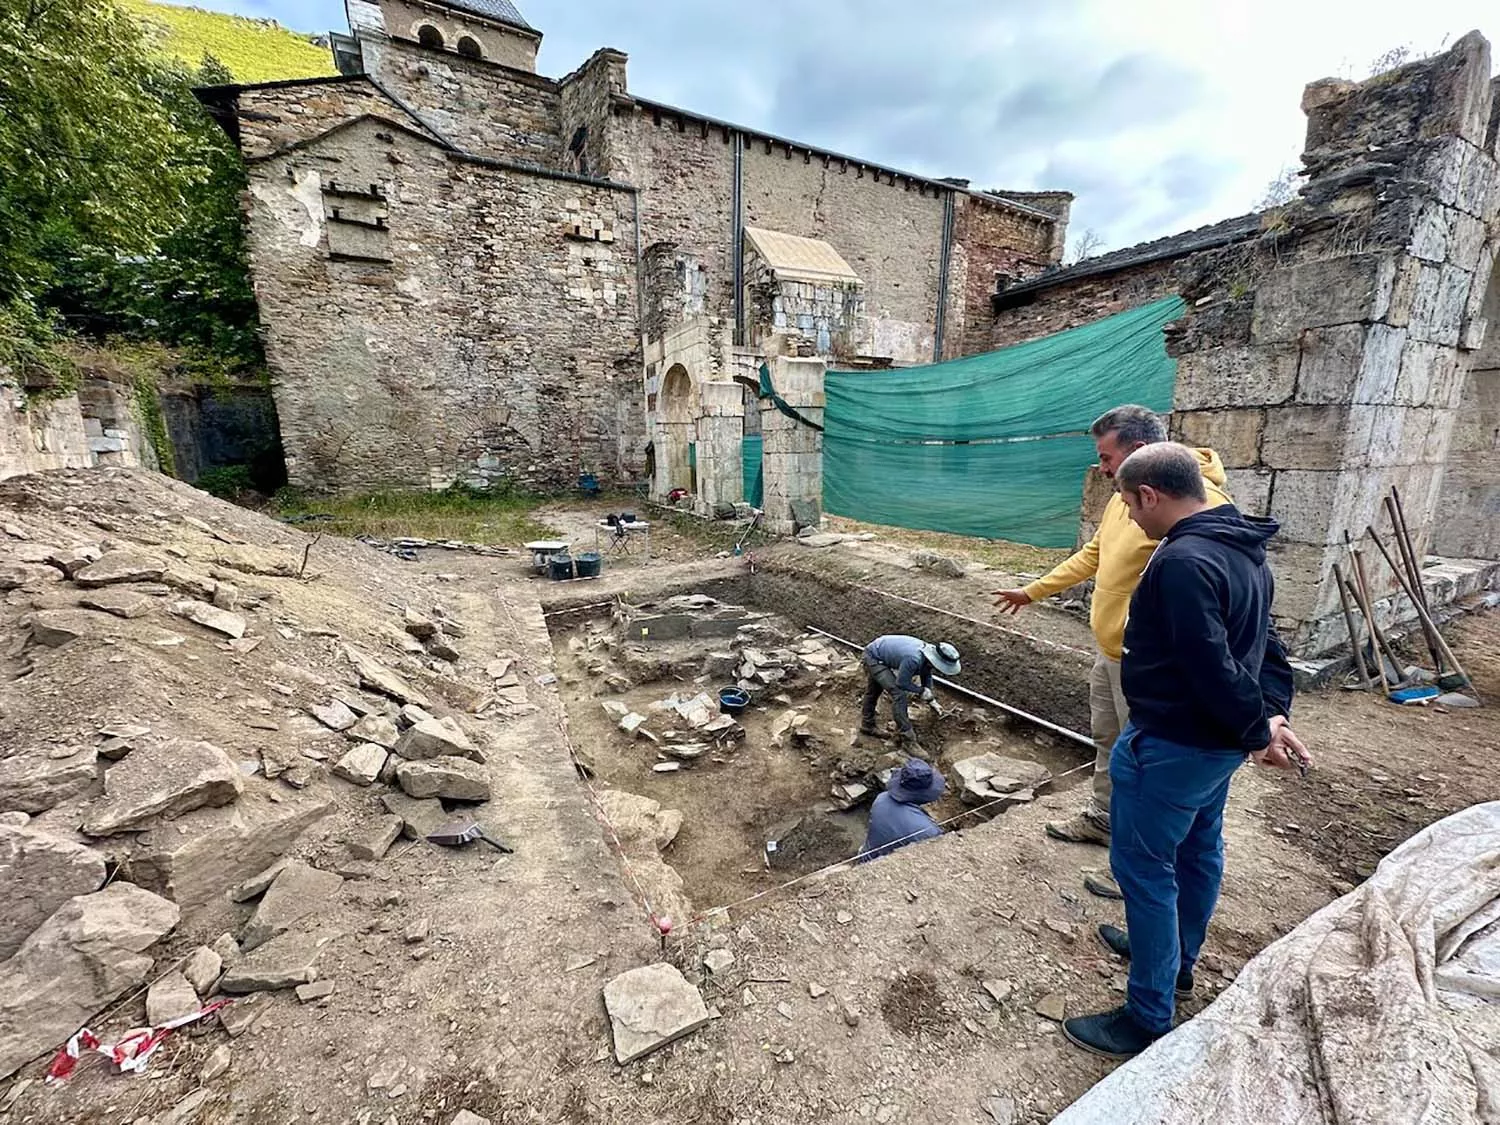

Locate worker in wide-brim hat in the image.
[858,635,961,747]
[858,757,947,862]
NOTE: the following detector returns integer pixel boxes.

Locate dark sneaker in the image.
[858,725,882,739]
[1044,812,1110,846]
[1062,1005,1162,1060]
[1097,924,1195,999]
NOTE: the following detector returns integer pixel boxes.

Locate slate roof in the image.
[439,0,533,31]
[992,212,1263,309]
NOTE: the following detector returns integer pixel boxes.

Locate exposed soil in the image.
[0,467,1495,1125]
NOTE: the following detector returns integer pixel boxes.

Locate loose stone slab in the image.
[74,552,166,588]
[172,600,247,639]
[79,588,157,619]
[349,814,404,861]
[218,931,322,994]
[394,717,480,762]
[350,714,400,749]
[395,757,491,802]
[380,792,450,840]
[309,700,358,732]
[0,748,100,814]
[146,970,200,1025]
[603,962,711,1064]
[240,862,342,952]
[0,823,107,959]
[80,740,241,836]
[332,743,388,787]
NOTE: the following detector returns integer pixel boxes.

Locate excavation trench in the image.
[544,569,1093,922]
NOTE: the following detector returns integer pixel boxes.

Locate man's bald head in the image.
[1115,443,1209,538]
[1116,442,1207,502]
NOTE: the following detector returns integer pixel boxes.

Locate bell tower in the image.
[363,0,542,72]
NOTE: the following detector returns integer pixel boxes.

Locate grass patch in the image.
[119,0,335,83]
[273,486,558,545]
[824,515,1071,576]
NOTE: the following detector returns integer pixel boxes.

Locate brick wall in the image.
[243,118,642,493]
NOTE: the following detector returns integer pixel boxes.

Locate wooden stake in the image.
[1333,561,1372,689]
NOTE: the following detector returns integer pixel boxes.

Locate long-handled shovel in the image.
[427,818,514,854]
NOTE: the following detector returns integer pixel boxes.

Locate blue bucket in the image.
[548,553,574,580]
[718,686,750,715]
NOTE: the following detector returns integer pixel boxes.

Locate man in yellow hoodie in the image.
[994,405,1231,898]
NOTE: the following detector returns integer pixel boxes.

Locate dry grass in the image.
[273,487,558,545]
[824,515,1071,576]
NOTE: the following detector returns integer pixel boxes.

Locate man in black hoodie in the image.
[1063,443,1310,1060]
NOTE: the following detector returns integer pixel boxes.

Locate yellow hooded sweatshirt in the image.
[1022,447,1232,660]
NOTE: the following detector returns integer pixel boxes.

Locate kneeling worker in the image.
[860,635,961,746]
[859,759,946,861]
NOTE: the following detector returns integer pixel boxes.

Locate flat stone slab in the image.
[28,609,96,648]
[395,757,491,802]
[146,970,200,1025]
[172,600,247,639]
[350,714,400,749]
[380,792,450,840]
[0,823,107,959]
[74,552,166,587]
[218,930,322,994]
[81,739,242,836]
[343,644,431,708]
[603,962,711,1065]
[348,814,404,861]
[79,587,158,619]
[240,862,343,952]
[182,946,223,995]
[951,753,1052,807]
[309,700,358,732]
[0,748,99,814]
[332,743,388,787]
[0,884,179,1079]
[394,717,480,762]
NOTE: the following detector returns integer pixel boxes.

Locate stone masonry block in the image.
[1171,409,1263,469]
[1295,324,1365,404]
[1266,539,1342,625]
[1423,407,1458,464]
[1352,324,1407,404]
[1173,345,1297,410]
[1260,406,1353,471]
[1250,255,1393,344]
[1223,468,1273,517]
[1407,202,1450,263]
[1450,211,1489,271]
[1268,470,1340,546]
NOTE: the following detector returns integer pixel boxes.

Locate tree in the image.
[1066,228,1104,265]
[0,0,208,304]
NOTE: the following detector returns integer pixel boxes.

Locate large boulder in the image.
[594,791,683,852]
[239,862,343,952]
[0,883,180,1079]
[81,740,242,836]
[395,757,491,802]
[124,792,331,909]
[0,824,107,959]
[0,748,100,814]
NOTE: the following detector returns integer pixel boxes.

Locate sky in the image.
[197,0,1492,257]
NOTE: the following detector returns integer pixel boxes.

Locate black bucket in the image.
[575,551,602,579]
[548,553,574,581]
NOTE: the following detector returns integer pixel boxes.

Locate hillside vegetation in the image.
[118,0,334,83]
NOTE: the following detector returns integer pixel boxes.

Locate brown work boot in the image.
[1044,811,1110,847]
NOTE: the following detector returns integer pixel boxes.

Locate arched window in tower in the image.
[417,24,444,50]
[457,36,483,59]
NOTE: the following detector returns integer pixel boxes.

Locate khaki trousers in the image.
[1086,650,1130,827]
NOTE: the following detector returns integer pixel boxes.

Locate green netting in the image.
[742,435,764,508]
[822,296,1185,548]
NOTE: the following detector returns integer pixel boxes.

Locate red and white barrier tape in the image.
[45,999,231,1085]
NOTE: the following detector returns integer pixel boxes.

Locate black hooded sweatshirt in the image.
[1120,505,1294,753]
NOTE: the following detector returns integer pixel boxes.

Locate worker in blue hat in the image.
[859,635,961,747]
[859,759,946,862]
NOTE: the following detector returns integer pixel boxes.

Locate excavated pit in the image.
[547,572,1093,918]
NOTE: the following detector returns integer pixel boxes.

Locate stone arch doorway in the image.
[658,364,697,499]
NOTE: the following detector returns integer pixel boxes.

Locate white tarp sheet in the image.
[1055,801,1500,1125]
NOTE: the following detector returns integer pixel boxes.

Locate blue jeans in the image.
[1109,723,1246,1035]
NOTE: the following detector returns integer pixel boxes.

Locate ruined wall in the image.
[1165,34,1500,656]
[0,377,158,481]
[233,78,428,161]
[360,37,562,165]
[557,50,626,181]
[950,194,1063,357]
[989,260,1180,350]
[1434,256,1500,558]
[376,0,540,72]
[243,118,642,493]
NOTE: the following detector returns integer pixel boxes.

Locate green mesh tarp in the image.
[742,435,763,508]
[822,296,1185,548]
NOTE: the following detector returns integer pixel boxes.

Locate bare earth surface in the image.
[0,470,1495,1125]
